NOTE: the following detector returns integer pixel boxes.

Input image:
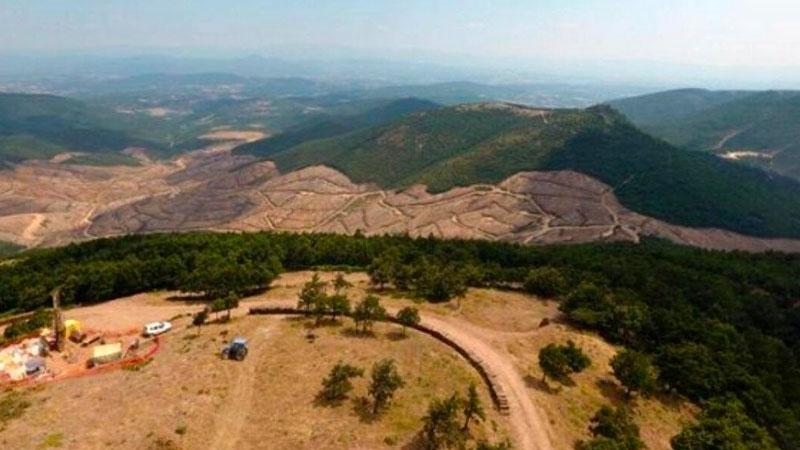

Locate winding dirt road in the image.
[247,300,554,450]
[420,314,554,450]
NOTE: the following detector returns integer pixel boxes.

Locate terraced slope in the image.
[1,144,798,253]
[242,102,800,239]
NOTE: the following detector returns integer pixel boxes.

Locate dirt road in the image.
[419,314,554,450]
[245,300,554,450]
[209,324,274,450]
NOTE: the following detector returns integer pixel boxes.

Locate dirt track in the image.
[419,314,553,450]
[247,299,554,450]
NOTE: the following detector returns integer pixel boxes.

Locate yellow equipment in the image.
[64,320,82,340]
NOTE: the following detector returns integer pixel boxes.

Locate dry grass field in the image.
[0,315,505,450]
[0,271,695,450]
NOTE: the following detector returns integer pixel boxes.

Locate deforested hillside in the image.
[241,102,800,239]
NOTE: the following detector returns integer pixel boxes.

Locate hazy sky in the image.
[2,0,799,69]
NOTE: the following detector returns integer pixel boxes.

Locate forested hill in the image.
[233,97,439,158]
[239,102,800,239]
[608,89,800,182]
[2,232,800,448]
[0,93,160,164]
[606,88,753,126]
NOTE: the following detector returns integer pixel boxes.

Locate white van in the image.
[142,321,172,337]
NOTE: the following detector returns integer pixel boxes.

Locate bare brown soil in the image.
[198,130,268,142]
[0,143,798,252]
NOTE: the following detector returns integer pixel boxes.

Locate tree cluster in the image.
[368,250,468,302]
[538,340,591,385]
[576,405,644,450]
[1,232,799,448]
[420,383,490,450]
[297,273,353,325]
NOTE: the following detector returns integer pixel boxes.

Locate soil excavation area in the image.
[1,272,694,450]
[0,141,797,252]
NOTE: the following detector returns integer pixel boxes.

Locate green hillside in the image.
[607,88,752,126]
[255,102,800,238]
[234,97,438,158]
[609,90,800,181]
[0,93,161,164]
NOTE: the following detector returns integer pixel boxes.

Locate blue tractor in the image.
[221,336,248,361]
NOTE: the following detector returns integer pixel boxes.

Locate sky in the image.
[2,0,800,85]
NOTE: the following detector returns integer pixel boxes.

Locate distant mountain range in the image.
[608,89,800,181]
[237,101,800,239]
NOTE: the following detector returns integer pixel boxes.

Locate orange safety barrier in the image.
[2,335,162,388]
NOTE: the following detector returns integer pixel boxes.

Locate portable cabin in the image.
[90,343,123,366]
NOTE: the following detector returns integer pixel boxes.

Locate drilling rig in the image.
[51,288,66,352]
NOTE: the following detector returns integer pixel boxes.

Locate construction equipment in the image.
[51,288,66,352]
[221,337,248,361]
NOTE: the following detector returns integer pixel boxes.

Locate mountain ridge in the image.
[608,89,800,181]
[237,101,800,239]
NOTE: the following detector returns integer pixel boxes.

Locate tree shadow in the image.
[313,391,347,408]
[653,390,686,411]
[351,396,379,424]
[165,293,209,305]
[400,432,425,450]
[341,327,377,339]
[523,374,560,394]
[596,378,627,407]
[385,330,408,341]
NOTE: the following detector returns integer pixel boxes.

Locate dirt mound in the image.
[1,145,799,252]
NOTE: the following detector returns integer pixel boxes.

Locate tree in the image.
[461,383,485,432]
[523,266,567,298]
[415,263,468,303]
[576,405,644,450]
[221,292,239,320]
[332,273,352,294]
[539,341,591,384]
[298,273,327,312]
[327,293,351,321]
[655,342,723,400]
[368,253,397,290]
[310,293,330,326]
[610,349,657,398]
[352,294,386,334]
[421,393,464,450]
[192,308,208,335]
[396,306,420,336]
[210,298,227,320]
[562,340,591,373]
[319,361,363,403]
[671,398,778,450]
[539,343,570,383]
[368,359,404,414]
